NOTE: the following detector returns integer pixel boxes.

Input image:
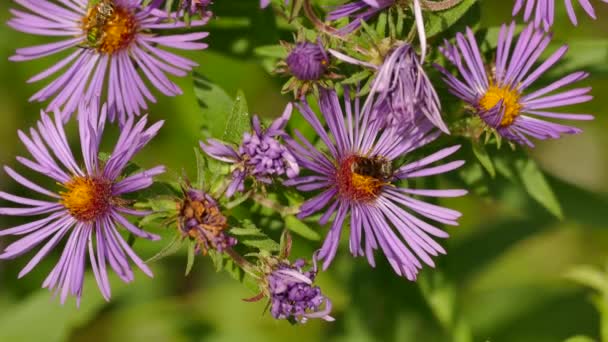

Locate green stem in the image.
[251,193,300,216]
[225,247,260,279]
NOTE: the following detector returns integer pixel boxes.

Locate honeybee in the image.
[83,0,115,48]
[351,156,393,180]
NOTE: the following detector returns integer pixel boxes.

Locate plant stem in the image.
[251,193,300,216]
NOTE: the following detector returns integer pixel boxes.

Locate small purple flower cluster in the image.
[267,259,333,323]
[201,104,299,197]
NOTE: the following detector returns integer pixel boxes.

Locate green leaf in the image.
[285,215,321,241]
[241,238,280,252]
[222,90,251,145]
[425,0,477,38]
[472,142,495,178]
[185,239,197,276]
[563,336,597,342]
[231,220,280,252]
[564,265,608,293]
[193,72,234,139]
[254,45,287,59]
[515,158,563,219]
[147,233,185,263]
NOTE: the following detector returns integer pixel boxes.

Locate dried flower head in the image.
[177,187,236,254]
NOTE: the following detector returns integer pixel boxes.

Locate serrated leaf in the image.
[193,72,234,140]
[242,238,280,252]
[342,70,372,85]
[185,239,196,276]
[147,233,185,263]
[472,142,495,178]
[515,158,563,219]
[565,265,608,293]
[285,215,321,241]
[425,0,477,38]
[222,90,250,144]
[146,198,177,212]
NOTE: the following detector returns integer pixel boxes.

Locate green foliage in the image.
[425,0,478,38]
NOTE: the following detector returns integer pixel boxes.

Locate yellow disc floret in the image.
[60,176,112,222]
[336,156,387,202]
[83,1,137,54]
[479,84,523,127]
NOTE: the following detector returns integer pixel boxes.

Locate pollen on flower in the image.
[83,1,138,54]
[479,84,523,127]
[336,155,386,202]
[60,177,112,222]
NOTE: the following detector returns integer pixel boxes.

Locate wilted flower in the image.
[438,22,593,146]
[360,44,449,133]
[267,259,334,323]
[200,104,299,197]
[8,0,209,122]
[286,88,466,280]
[177,187,236,254]
[513,0,608,30]
[0,103,164,304]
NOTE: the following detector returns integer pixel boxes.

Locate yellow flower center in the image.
[336,155,390,202]
[60,176,112,222]
[83,1,138,54]
[479,85,523,127]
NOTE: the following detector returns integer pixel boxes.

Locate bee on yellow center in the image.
[60,177,112,222]
[82,0,138,54]
[479,84,523,127]
[336,155,392,202]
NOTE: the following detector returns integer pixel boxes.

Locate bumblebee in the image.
[351,156,393,180]
[84,0,115,47]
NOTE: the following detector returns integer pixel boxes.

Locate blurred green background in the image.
[0,1,608,341]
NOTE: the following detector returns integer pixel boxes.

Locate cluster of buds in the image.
[177,188,236,254]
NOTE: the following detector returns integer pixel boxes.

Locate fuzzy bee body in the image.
[351,156,393,180]
[84,0,115,48]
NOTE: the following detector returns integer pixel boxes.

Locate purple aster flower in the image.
[267,258,334,323]
[261,0,271,8]
[285,88,466,280]
[0,102,165,304]
[200,104,299,197]
[355,44,448,133]
[513,0,608,30]
[286,41,330,81]
[177,187,236,254]
[438,22,594,147]
[8,0,209,122]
